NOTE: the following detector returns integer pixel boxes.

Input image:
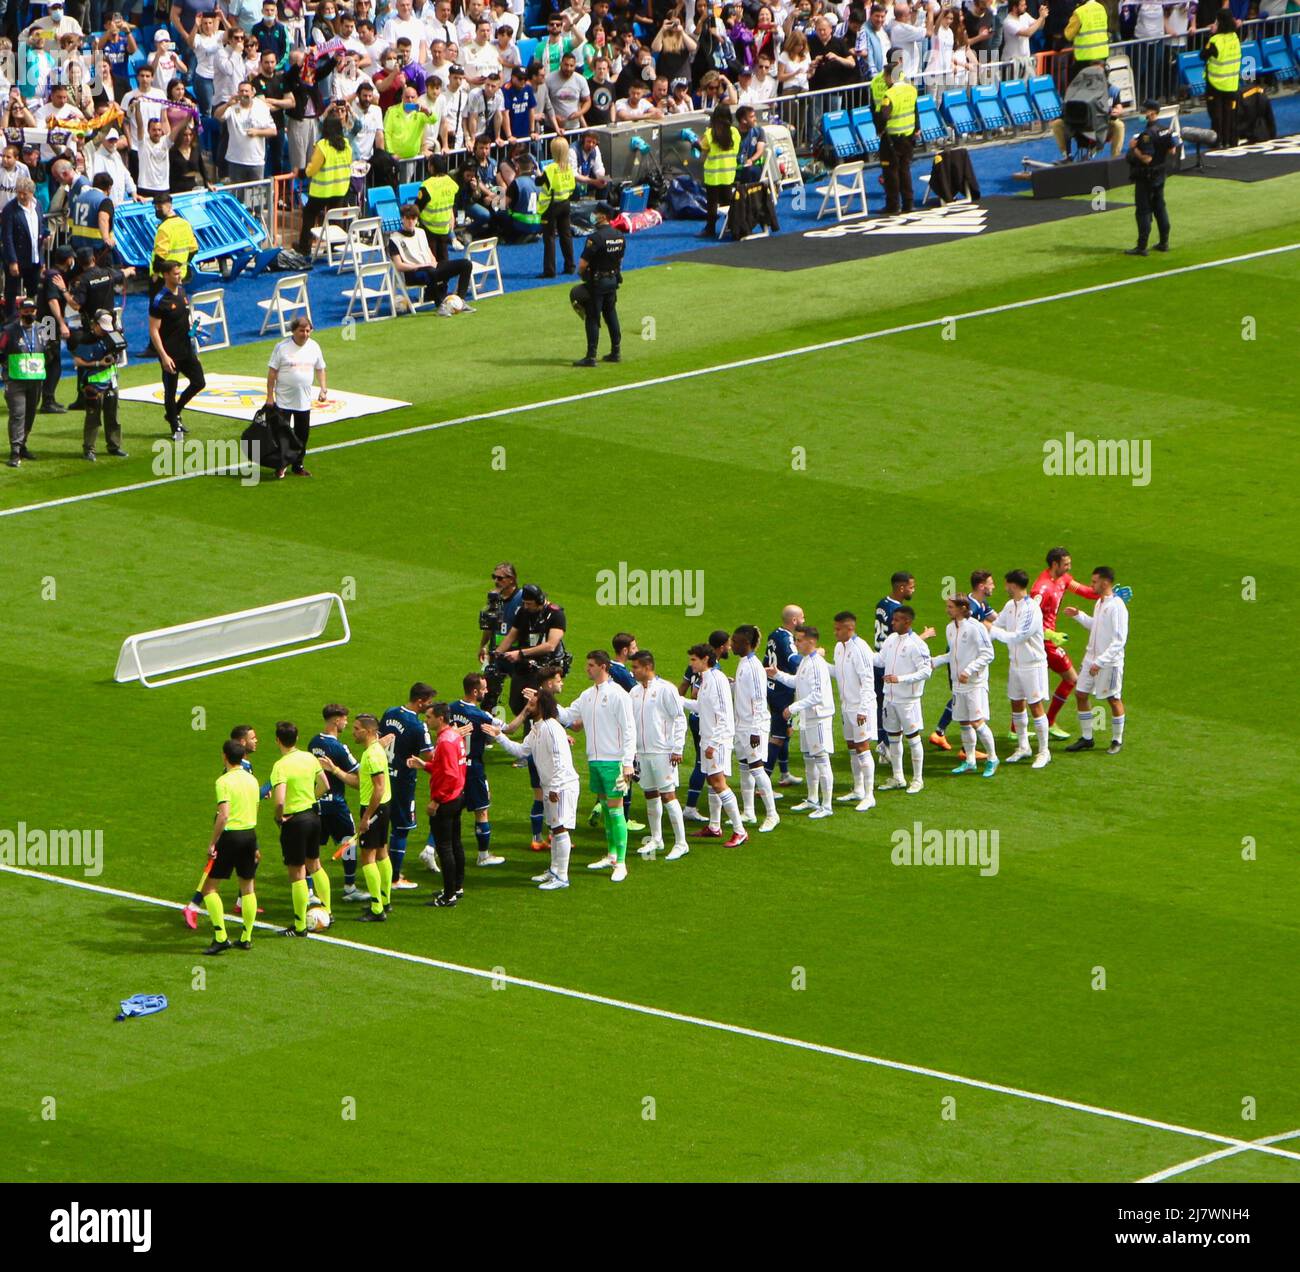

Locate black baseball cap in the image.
[1141,97,1160,111]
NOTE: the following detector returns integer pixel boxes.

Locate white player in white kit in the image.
[628,650,692,860]
[829,611,877,811]
[930,594,999,779]
[682,642,748,846]
[768,623,836,819]
[485,688,581,890]
[730,625,779,832]
[1064,565,1129,756]
[873,605,934,794]
[989,568,1053,768]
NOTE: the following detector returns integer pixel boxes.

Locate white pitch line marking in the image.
[1137,1128,1300,1184]
[2,241,1297,522]
[5,861,1299,1169]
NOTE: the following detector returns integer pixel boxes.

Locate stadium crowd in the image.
[186,552,1132,952]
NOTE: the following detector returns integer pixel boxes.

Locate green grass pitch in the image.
[2,172,1298,1182]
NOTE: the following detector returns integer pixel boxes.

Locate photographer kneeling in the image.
[493,583,571,717]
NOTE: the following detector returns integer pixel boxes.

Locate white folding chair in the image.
[390,263,439,314]
[764,124,804,195]
[257,273,312,337]
[189,288,230,352]
[343,259,399,322]
[310,205,358,269]
[466,237,503,300]
[336,215,386,275]
[815,160,868,221]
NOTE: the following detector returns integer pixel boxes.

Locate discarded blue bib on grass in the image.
[116,994,168,1021]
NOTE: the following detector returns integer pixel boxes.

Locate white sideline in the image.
[2,241,1298,523]
[5,860,1300,1171]
[1136,1128,1300,1184]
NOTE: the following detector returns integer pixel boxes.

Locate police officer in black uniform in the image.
[572,203,625,367]
[1125,98,1175,258]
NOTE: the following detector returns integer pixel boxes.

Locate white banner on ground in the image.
[118,375,409,424]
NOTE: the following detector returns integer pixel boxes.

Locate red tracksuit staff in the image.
[412,701,467,908]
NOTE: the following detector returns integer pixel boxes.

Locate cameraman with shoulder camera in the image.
[73,309,128,462]
[478,562,524,712]
[494,583,570,717]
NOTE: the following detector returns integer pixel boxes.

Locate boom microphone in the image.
[1180,126,1217,146]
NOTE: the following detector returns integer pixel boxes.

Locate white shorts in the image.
[544,782,580,830]
[637,752,679,794]
[1007,663,1049,705]
[798,718,834,756]
[953,685,990,723]
[883,699,924,736]
[701,741,732,777]
[1077,662,1124,699]
[840,706,877,745]
[734,729,769,766]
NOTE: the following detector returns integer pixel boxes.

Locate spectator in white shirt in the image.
[885,1,927,81]
[122,66,168,152]
[37,85,85,164]
[467,71,506,142]
[88,132,140,206]
[384,0,429,65]
[777,28,812,93]
[137,114,183,198]
[462,18,501,86]
[1002,0,1046,81]
[614,80,662,120]
[215,81,278,183]
[422,0,458,50]
[149,31,186,93]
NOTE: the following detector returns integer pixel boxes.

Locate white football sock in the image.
[1079,710,1094,740]
[739,765,755,819]
[665,797,686,847]
[647,796,663,844]
[1012,711,1028,747]
[890,737,905,783]
[960,725,977,761]
[817,754,834,806]
[550,830,571,883]
[1033,714,1050,754]
[1111,713,1125,743]
[976,723,997,761]
[806,760,820,806]
[753,765,776,816]
[708,790,722,831]
[719,788,744,833]
[908,735,924,780]
[856,749,875,797]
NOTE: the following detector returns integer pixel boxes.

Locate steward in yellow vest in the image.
[539,136,577,278]
[698,107,741,237]
[877,56,917,216]
[150,195,199,299]
[295,116,354,257]
[415,154,460,263]
[1201,9,1242,148]
[1067,0,1110,66]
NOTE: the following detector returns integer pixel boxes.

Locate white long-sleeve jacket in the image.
[873,631,933,702]
[774,649,835,722]
[556,679,636,764]
[830,634,875,714]
[494,718,580,791]
[932,618,995,689]
[990,595,1047,669]
[629,676,688,756]
[690,664,735,748]
[1073,594,1129,669]
[733,653,769,734]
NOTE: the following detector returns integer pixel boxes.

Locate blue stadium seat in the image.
[112,191,267,269]
[820,109,861,160]
[1238,39,1264,83]
[368,185,402,233]
[398,181,422,206]
[849,105,880,155]
[999,78,1035,127]
[516,37,538,67]
[1261,35,1298,83]
[972,84,1009,132]
[915,93,947,143]
[1177,50,1206,96]
[1292,33,1300,70]
[942,89,980,136]
[1028,74,1063,121]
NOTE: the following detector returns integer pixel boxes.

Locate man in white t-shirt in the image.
[266,316,328,480]
[462,18,501,86]
[216,81,278,183]
[36,85,86,163]
[1001,0,1046,81]
[87,132,140,206]
[350,82,385,161]
[884,1,926,81]
[121,65,168,151]
[137,115,183,198]
[384,0,429,65]
[614,81,660,121]
[466,71,506,141]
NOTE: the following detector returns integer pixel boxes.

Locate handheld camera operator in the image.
[477,561,525,712]
[493,583,571,716]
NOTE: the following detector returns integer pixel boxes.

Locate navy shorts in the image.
[389,778,418,833]
[463,761,490,813]
[319,801,356,844]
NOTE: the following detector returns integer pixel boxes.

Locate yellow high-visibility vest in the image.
[884,80,918,136]
[152,215,198,270]
[1073,0,1110,63]
[417,173,458,235]
[1206,32,1241,93]
[307,139,352,199]
[702,126,741,187]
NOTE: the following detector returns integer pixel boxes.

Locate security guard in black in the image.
[573,203,625,367]
[1126,99,1175,257]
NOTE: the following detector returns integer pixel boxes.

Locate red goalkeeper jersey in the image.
[1031,570,1100,632]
